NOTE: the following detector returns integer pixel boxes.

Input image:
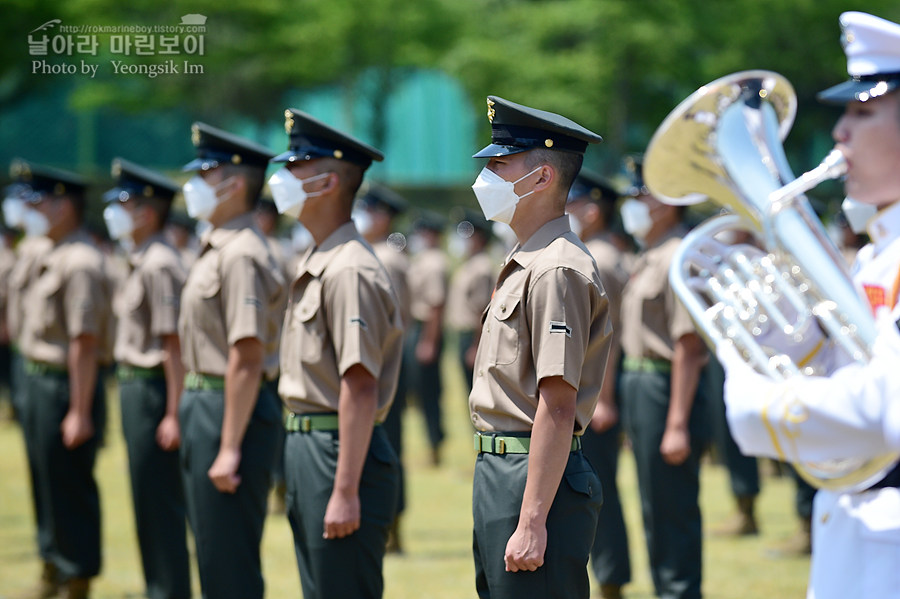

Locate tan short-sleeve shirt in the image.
[7,236,53,344]
[114,234,186,369]
[372,240,411,328]
[408,247,448,322]
[584,234,630,353]
[278,222,403,422]
[178,213,286,378]
[620,224,696,361]
[0,244,16,341]
[468,216,612,434]
[445,252,496,332]
[19,230,113,366]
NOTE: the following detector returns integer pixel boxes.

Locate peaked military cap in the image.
[622,155,650,198]
[818,12,900,104]
[473,96,603,158]
[183,122,275,171]
[413,210,447,233]
[357,183,408,216]
[567,168,620,204]
[453,206,493,239]
[9,158,87,201]
[104,157,180,203]
[272,108,384,169]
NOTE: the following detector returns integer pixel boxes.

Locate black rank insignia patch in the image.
[549,321,572,337]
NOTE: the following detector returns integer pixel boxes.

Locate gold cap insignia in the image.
[231,154,242,165]
[333,149,344,160]
[143,185,154,197]
[191,124,201,146]
[545,138,554,148]
[590,188,602,201]
[54,183,65,195]
[284,109,295,135]
[487,98,495,123]
[111,160,122,177]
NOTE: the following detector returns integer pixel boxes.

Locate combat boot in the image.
[766,515,811,557]
[60,578,90,599]
[711,495,758,536]
[16,561,60,599]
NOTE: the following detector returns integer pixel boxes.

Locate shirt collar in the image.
[129,232,167,267]
[202,212,258,251]
[867,201,900,254]
[302,221,361,277]
[508,215,572,269]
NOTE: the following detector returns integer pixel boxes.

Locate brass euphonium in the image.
[643,70,898,492]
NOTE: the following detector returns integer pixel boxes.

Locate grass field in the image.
[0,354,811,598]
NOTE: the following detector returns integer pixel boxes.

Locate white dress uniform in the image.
[719,12,900,599]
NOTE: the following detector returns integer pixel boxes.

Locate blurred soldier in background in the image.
[407,211,449,466]
[445,207,496,393]
[102,158,191,599]
[618,157,709,599]
[566,169,632,599]
[165,210,199,269]
[0,223,16,420]
[177,123,285,599]
[355,183,411,553]
[15,159,113,599]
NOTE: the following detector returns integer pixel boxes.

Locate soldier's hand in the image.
[415,339,438,364]
[504,522,546,572]
[590,401,618,433]
[61,411,94,449]
[660,425,690,465]
[156,414,181,451]
[208,447,242,493]
[323,490,361,539]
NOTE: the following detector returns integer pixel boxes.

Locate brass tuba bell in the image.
[643,70,898,492]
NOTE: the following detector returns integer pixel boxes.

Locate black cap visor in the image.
[817,76,900,104]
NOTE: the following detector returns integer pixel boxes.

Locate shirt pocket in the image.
[484,291,521,366]
[291,279,325,363]
[35,271,64,331]
[119,276,145,315]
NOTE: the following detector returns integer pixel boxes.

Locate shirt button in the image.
[500,304,506,313]
[478,370,483,377]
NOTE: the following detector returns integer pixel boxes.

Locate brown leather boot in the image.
[599,583,624,599]
[711,495,758,536]
[60,578,90,599]
[766,516,811,557]
[16,561,60,599]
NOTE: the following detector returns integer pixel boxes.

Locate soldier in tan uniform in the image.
[15,160,113,599]
[355,183,411,552]
[177,123,285,599]
[566,169,632,599]
[268,108,402,599]
[102,158,191,599]
[406,211,449,465]
[0,223,16,419]
[445,208,496,392]
[618,158,708,599]
[469,96,610,599]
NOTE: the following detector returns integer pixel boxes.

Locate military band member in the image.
[618,157,709,599]
[469,96,610,599]
[16,159,113,599]
[565,170,632,599]
[177,123,285,599]
[269,108,402,599]
[103,158,191,599]
[720,12,900,599]
[445,208,496,393]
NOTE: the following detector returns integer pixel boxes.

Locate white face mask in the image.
[352,207,374,236]
[22,208,49,238]
[620,198,653,240]
[182,175,233,221]
[267,167,330,219]
[2,197,27,229]
[103,203,134,242]
[841,197,877,235]
[471,166,541,224]
[567,212,583,238]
